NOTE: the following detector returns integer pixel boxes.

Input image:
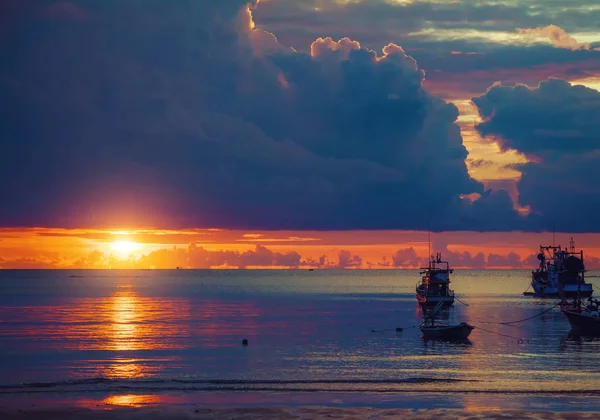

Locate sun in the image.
[110,240,140,255]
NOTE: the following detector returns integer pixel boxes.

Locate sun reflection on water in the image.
[102,394,165,407]
[110,287,141,352]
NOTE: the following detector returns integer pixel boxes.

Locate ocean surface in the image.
[0,269,599,411]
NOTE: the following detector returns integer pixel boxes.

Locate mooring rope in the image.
[588,281,600,291]
[477,302,561,326]
[370,325,417,333]
[473,325,526,343]
[370,300,563,339]
[371,323,526,343]
[455,297,469,307]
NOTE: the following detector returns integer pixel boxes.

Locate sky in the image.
[1,0,600,269]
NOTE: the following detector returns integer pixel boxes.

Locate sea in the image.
[0,269,599,411]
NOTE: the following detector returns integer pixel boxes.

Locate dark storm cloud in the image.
[473,79,600,232]
[254,0,600,49]
[474,78,600,155]
[1,0,524,230]
[419,45,600,99]
[254,0,600,99]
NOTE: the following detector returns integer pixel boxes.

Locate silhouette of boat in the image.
[416,253,454,306]
[526,238,593,298]
[561,297,600,336]
[420,301,473,341]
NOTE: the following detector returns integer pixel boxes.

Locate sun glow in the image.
[110,240,140,255]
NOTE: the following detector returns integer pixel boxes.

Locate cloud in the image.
[473,78,600,231]
[337,250,363,269]
[487,251,523,268]
[392,247,423,268]
[0,0,525,231]
[517,25,591,51]
[254,0,600,49]
[1,241,582,270]
[310,37,361,59]
[473,78,600,155]
[253,0,600,104]
[186,244,302,269]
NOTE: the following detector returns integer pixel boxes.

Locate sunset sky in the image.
[2,0,600,269]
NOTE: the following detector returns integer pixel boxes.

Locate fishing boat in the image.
[416,253,454,306]
[525,238,593,298]
[420,301,474,341]
[561,297,600,336]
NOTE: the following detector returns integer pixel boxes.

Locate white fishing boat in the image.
[525,238,593,299]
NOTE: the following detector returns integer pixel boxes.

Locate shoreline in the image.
[2,406,600,420]
[2,390,600,415]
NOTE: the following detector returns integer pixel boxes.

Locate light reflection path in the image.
[0,270,599,398]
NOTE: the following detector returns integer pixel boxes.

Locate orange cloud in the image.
[516,25,591,51]
[2,228,600,270]
[310,37,361,59]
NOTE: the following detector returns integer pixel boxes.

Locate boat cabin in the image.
[534,239,586,286]
[416,253,455,305]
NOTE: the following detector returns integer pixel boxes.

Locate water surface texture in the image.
[0,270,599,408]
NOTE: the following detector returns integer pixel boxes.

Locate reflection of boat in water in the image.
[416,253,454,306]
[561,297,600,337]
[420,301,474,341]
[526,238,593,298]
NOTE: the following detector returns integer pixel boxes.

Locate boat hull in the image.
[420,323,474,341]
[526,284,593,298]
[416,294,454,306]
[562,310,600,336]
[417,294,454,306]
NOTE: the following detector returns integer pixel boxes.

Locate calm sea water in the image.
[0,269,599,410]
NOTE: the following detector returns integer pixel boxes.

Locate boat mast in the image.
[427,218,431,269]
[428,230,431,268]
[569,237,575,253]
[572,237,581,308]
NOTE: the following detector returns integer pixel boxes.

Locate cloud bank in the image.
[473,78,600,232]
[7,242,600,270]
[516,25,592,51]
[0,0,528,231]
[3,1,599,232]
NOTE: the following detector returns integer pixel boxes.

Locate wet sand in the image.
[1,406,599,420]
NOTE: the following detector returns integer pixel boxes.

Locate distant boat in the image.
[525,238,593,298]
[561,291,600,336]
[420,301,473,341]
[416,253,455,306]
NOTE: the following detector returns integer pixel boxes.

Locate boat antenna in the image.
[427,218,431,267]
[552,223,555,247]
[569,237,575,252]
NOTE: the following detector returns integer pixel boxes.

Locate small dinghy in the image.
[561,297,600,336]
[420,301,474,341]
[420,322,474,341]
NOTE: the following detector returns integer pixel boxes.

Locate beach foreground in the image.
[1,406,599,420]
